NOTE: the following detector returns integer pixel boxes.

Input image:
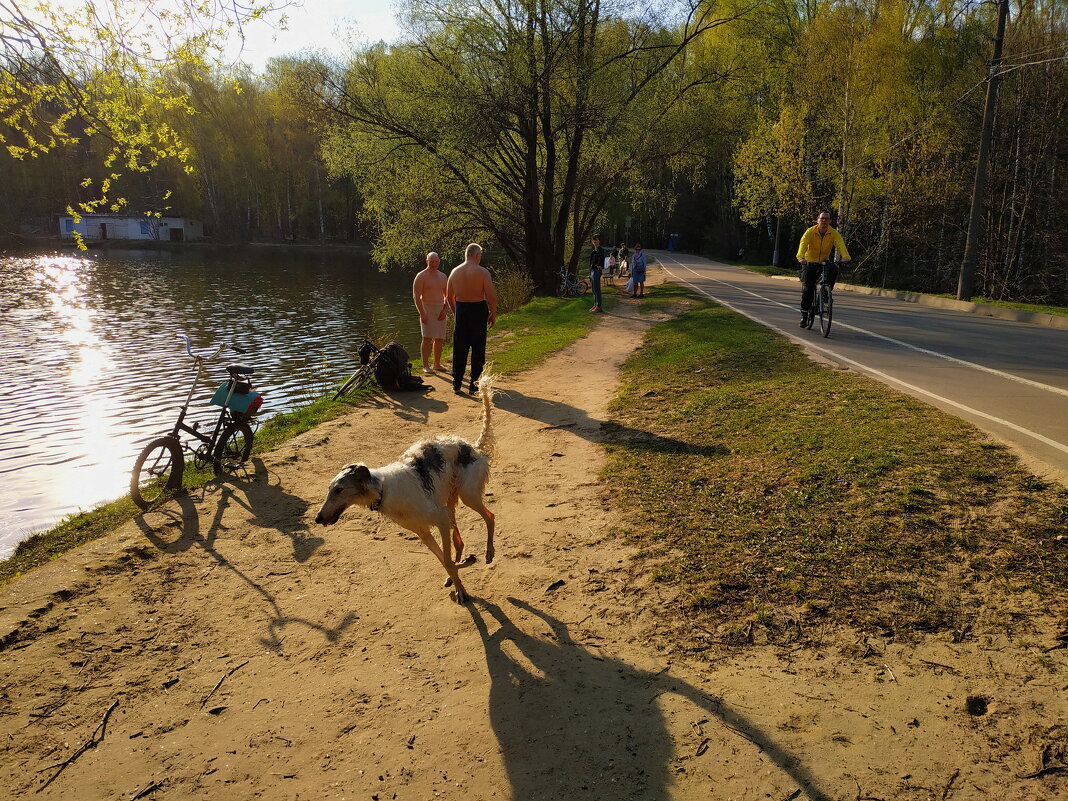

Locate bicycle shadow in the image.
[470,597,833,801]
[135,485,358,650]
[223,456,323,562]
[495,389,727,458]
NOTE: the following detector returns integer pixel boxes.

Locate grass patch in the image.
[485,292,609,373]
[602,287,1068,639]
[0,291,607,586]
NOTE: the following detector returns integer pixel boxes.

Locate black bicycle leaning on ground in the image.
[130,334,263,510]
[333,336,383,399]
[803,261,835,338]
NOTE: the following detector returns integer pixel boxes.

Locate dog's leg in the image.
[413,525,468,604]
[460,493,495,564]
[448,499,465,563]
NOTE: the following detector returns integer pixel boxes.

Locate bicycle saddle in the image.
[226,364,255,376]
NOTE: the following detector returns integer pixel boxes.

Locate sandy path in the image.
[2,286,1066,801]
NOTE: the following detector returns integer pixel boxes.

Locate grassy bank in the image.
[602,284,1068,641]
[0,292,604,586]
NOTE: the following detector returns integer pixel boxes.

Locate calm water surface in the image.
[0,246,424,557]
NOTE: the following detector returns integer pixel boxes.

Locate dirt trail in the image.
[2,282,1066,801]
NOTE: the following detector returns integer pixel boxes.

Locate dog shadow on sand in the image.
[495,390,727,459]
[470,597,833,801]
[135,459,357,650]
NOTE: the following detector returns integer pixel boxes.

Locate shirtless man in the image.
[413,251,449,373]
[446,243,498,395]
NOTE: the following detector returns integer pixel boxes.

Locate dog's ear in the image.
[346,463,371,479]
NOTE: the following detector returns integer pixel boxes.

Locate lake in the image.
[0,245,425,557]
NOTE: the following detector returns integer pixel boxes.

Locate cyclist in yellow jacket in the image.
[797,211,851,327]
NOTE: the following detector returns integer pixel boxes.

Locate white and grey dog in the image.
[314,373,497,604]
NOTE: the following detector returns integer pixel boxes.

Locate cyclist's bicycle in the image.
[333,336,383,400]
[558,268,590,297]
[803,261,835,338]
[130,334,263,510]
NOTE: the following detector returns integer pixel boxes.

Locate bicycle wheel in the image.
[577,280,590,295]
[334,364,373,399]
[819,286,833,337]
[131,437,184,511]
[213,420,254,474]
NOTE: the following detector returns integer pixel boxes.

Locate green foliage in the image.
[313,0,737,287]
[493,265,536,315]
[732,106,810,226]
[0,0,281,231]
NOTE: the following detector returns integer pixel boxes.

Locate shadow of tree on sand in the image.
[470,597,833,801]
[495,390,727,459]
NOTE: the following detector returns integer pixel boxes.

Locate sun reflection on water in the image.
[25,255,127,531]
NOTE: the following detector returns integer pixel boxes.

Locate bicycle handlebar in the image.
[174,333,247,361]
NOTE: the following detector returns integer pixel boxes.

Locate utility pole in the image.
[957,0,1009,301]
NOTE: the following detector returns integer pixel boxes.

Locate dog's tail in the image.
[474,368,498,457]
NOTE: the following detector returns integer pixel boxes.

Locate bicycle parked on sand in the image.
[803,262,835,338]
[558,267,590,297]
[130,334,263,510]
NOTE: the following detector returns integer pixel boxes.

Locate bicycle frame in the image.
[558,269,583,295]
[167,334,251,456]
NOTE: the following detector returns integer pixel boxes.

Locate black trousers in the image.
[452,300,489,391]
[800,262,839,313]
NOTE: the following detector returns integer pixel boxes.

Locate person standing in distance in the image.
[412,251,449,374]
[446,243,498,395]
[797,211,851,327]
[630,243,647,297]
[588,234,606,312]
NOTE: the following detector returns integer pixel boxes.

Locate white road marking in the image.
[656,255,1068,457]
[660,255,1068,399]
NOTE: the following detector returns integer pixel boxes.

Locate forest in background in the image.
[1,0,1065,301]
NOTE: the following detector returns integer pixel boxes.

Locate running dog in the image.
[313,373,497,604]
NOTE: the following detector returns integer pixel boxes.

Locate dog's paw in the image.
[453,587,468,604]
[485,547,495,564]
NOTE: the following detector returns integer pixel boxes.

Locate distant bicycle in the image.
[130,334,263,510]
[558,267,590,297]
[803,262,835,337]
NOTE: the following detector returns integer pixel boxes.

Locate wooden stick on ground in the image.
[200,660,249,709]
[36,699,119,793]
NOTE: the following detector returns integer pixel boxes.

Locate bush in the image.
[493,265,536,313]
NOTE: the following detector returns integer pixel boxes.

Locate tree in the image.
[0,0,283,220]
[308,0,738,288]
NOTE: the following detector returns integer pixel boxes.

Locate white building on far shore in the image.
[59,213,204,242]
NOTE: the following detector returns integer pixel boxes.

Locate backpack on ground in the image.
[373,341,428,392]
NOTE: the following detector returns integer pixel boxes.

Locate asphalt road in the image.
[652,251,1068,480]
